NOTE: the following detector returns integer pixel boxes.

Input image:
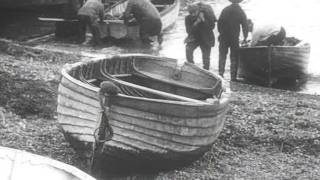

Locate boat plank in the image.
[57,105,97,122]
[110,106,225,129]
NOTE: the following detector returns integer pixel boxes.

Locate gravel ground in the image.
[0,44,319,180]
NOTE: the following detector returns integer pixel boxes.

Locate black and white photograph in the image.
[0,0,319,179]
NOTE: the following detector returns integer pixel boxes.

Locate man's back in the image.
[198,2,216,30]
[124,0,160,22]
[218,3,247,41]
[78,0,104,22]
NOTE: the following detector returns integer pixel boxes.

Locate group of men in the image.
[74,0,286,81]
[185,0,248,81]
[75,0,162,46]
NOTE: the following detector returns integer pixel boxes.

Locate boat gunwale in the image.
[240,43,311,50]
[105,0,179,18]
[60,54,230,107]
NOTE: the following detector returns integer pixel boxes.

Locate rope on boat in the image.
[90,81,120,174]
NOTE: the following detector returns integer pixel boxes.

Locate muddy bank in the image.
[0,43,319,179]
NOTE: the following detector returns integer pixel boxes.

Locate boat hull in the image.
[238,44,311,86]
[0,146,95,180]
[57,54,229,173]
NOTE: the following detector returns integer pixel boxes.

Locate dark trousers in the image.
[219,38,239,79]
[139,18,162,44]
[78,15,101,44]
[186,40,212,70]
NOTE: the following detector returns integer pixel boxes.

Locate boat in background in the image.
[0,0,68,9]
[57,54,229,174]
[0,146,95,180]
[238,42,311,87]
[102,0,180,39]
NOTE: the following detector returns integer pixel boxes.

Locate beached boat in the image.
[103,0,180,39]
[238,43,311,86]
[0,146,95,180]
[57,54,229,174]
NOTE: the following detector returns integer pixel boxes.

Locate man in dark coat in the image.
[185,2,217,70]
[77,0,104,45]
[218,0,248,81]
[123,0,162,44]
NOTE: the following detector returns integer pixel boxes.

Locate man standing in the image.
[185,2,217,70]
[77,0,104,45]
[123,0,162,44]
[218,0,248,81]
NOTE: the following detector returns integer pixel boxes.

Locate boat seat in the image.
[137,70,213,92]
[154,4,169,8]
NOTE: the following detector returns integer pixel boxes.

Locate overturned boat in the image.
[57,54,229,174]
[0,146,95,180]
[239,42,311,86]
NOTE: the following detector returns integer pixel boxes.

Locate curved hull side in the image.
[271,45,310,79]
[239,45,310,86]
[0,146,95,180]
[239,47,270,84]
[57,80,228,172]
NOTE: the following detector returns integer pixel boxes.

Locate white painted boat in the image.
[0,146,95,180]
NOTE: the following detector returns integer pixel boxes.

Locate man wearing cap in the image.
[123,0,163,44]
[185,2,217,70]
[218,0,249,81]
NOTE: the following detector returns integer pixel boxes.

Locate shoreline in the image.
[0,40,319,179]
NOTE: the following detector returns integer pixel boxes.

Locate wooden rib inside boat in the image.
[0,146,95,180]
[57,54,230,174]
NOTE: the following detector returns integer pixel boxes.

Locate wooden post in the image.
[267,46,272,87]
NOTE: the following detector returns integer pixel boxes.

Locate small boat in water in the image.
[238,43,311,86]
[0,146,95,180]
[103,0,180,39]
[57,54,229,174]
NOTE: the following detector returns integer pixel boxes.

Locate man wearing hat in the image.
[184,2,217,70]
[218,0,249,81]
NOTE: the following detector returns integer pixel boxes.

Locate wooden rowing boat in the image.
[103,0,180,39]
[238,43,311,86]
[0,146,95,180]
[57,54,229,174]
